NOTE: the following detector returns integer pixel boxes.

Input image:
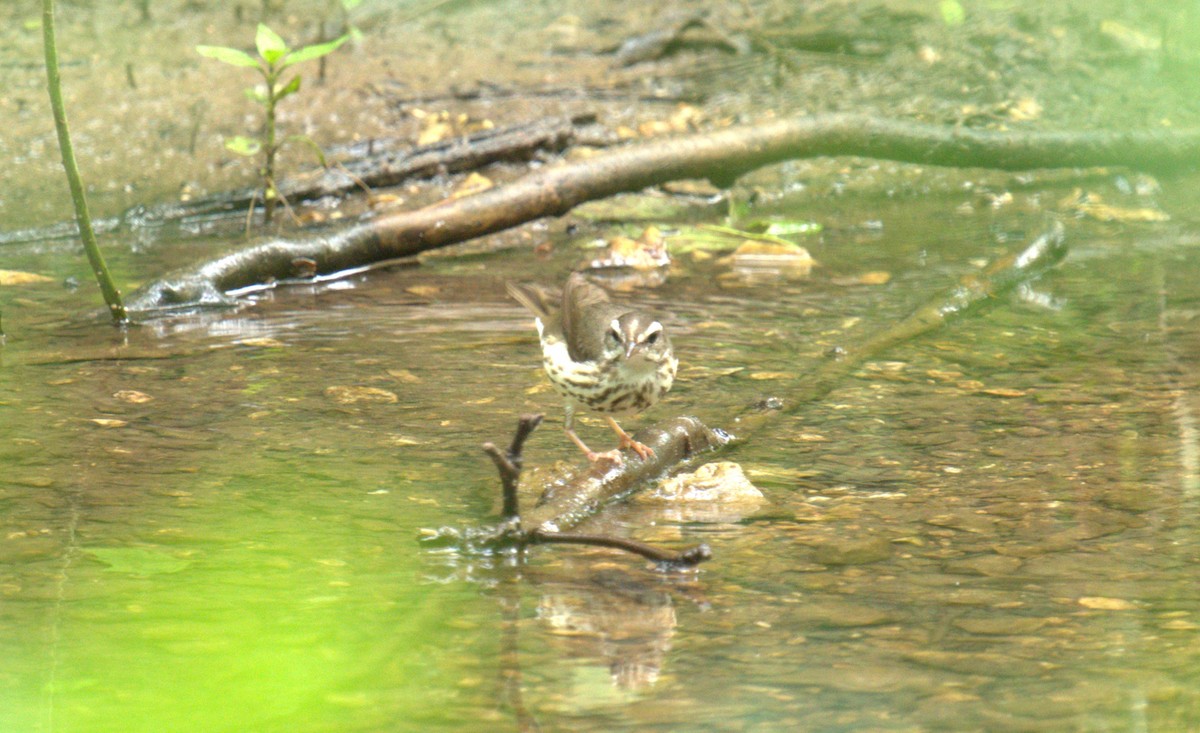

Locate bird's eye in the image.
[645,331,659,345]
[607,328,621,344]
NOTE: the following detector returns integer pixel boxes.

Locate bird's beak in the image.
[624,340,637,360]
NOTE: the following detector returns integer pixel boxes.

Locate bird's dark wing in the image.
[562,272,626,362]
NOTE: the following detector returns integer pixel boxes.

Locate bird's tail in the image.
[505,281,557,321]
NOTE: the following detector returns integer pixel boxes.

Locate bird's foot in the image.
[617,435,655,461]
[585,449,625,467]
[606,416,655,461]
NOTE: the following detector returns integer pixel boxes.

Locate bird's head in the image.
[604,312,670,364]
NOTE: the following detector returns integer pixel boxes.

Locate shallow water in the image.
[3,176,1200,732]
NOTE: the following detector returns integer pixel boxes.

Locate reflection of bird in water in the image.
[537,570,678,690]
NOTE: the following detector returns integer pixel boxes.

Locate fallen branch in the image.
[139,114,602,230]
[0,115,600,247]
[454,413,714,567]
[129,114,1195,312]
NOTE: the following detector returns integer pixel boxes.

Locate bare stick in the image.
[482,413,543,519]
[529,529,712,567]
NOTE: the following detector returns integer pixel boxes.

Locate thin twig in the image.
[529,529,712,567]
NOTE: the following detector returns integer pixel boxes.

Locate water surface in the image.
[3,179,1200,731]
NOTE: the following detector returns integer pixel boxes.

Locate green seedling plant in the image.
[333,0,365,42]
[197,24,347,227]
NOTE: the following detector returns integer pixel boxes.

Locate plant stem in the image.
[42,0,128,325]
[262,65,279,226]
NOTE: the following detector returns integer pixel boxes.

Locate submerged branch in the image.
[129,115,1193,313]
[427,414,719,566]
[801,220,1068,409]
[528,529,713,566]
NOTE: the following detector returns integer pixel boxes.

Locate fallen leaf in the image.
[719,237,815,281]
[747,371,792,380]
[387,368,421,383]
[405,285,441,297]
[637,119,675,137]
[1006,97,1042,122]
[926,369,964,381]
[833,271,891,286]
[324,386,398,404]
[1060,188,1169,223]
[0,270,54,286]
[238,337,285,348]
[369,193,404,208]
[790,432,830,442]
[1078,596,1136,611]
[451,172,494,198]
[587,226,671,270]
[417,119,453,145]
[89,418,128,428]
[113,390,154,404]
[981,387,1027,398]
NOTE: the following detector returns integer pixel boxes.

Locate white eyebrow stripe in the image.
[610,318,622,334]
[643,321,663,338]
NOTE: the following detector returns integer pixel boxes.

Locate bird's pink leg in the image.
[605,416,655,460]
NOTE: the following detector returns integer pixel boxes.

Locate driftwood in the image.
[0,115,602,247]
[480,413,715,567]
[128,114,1196,312]
[146,114,602,228]
[423,222,1067,559]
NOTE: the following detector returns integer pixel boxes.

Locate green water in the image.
[3,181,1200,731]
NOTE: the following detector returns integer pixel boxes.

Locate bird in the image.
[507,272,678,465]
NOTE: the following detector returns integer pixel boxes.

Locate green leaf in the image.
[285,134,328,167]
[746,218,823,237]
[939,0,965,26]
[225,135,262,156]
[274,74,302,101]
[255,23,289,64]
[196,44,260,68]
[244,85,269,105]
[282,34,349,67]
[341,0,364,10]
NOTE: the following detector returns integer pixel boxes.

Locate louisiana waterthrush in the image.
[507,272,678,464]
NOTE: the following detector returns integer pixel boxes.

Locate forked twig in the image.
[479,414,712,568]
[482,413,543,520]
